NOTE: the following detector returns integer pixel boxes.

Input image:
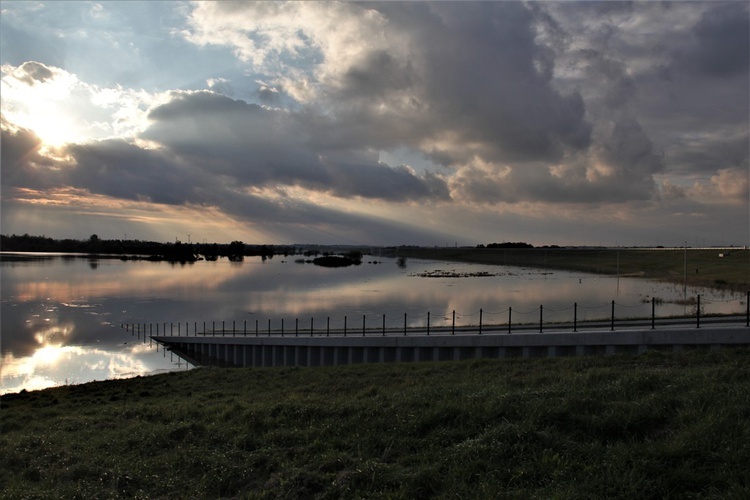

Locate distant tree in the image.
[486,242,534,249]
[228,241,245,262]
[344,250,363,264]
[203,243,219,261]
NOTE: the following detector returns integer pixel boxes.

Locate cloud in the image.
[1,61,156,146]
[1,1,747,246]
[709,168,749,204]
[182,1,592,166]
[12,61,54,85]
[673,2,749,78]
[141,90,449,202]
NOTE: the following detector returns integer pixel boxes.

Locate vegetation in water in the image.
[389,246,750,291]
[2,349,750,498]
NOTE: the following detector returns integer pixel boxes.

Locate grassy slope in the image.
[2,349,750,499]
[391,247,750,292]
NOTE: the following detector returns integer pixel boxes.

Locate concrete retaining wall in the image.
[152,327,750,368]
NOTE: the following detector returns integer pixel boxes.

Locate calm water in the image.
[1,252,744,394]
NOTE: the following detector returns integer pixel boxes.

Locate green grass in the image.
[392,247,750,292]
[2,349,750,498]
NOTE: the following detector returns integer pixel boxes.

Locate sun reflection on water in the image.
[1,341,183,395]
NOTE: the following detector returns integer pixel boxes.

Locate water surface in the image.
[1,253,743,394]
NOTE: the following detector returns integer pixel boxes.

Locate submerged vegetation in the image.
[2,349,750,498]
[390,246,750,291]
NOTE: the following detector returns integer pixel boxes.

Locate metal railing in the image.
[122,292,750,342]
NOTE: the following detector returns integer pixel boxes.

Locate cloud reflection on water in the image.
[2,253,745,394]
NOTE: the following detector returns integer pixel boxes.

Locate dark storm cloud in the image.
[67,139,211,206]
[452,154,656,207]
[144,91,328,186]
[67,139,450,242]
[673,2,749,78]
[332,2,592,164]
[142,90,449,202]
[0,119,58,192]
[340,50,416,99]
[597,117,663,177]
[416,2,591,161]
[630,2,749,178]
[0,122,445,239]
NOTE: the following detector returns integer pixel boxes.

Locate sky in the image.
[1,1,748,247]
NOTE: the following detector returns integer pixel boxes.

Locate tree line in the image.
[0,234,293,263]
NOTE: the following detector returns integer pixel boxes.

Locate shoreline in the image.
[389,247,750,292]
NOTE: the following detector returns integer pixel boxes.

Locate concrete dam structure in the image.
[152,326,750,368]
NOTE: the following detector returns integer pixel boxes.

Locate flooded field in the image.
[1,253,745,393]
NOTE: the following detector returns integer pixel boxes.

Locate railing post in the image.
[171,322,174,336]
[573,302,577,332]
[382,314,386,336]
[255,319,258,336]
[610,300,615,331]
[327,317,330,336]
[696,295,701,329]
[344,315,347,337]
[452,310,455,335]
[222,320,225,337]
[404,313,407,336]
[195,321,197,337]
[427,311,430,336]
[268,319,271,336]
[232,320,235,337]
[508,307,512,334]
[362,314,366,337]
[310,317,314,337]
[282,318,285,337]
[178,322,180,336]
[479,309,483,335]
[212,321,215,335]
[243,320,246,335]
[539,305,543,333]
[651,297,655,330]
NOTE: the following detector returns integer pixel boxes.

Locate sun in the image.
[5,92,88,149]
[26,111,83,148]
[2,64,89,148]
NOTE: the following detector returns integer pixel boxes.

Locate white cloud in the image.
[1,61,155,146]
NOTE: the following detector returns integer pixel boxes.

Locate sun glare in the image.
[2,64,90,148]
[29,113,82,148]
[33,345,65,366]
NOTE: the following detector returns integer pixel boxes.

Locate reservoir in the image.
[1,252,744,394]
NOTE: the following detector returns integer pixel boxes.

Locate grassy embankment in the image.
[392,247,750,292]
[2,349,750,498]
